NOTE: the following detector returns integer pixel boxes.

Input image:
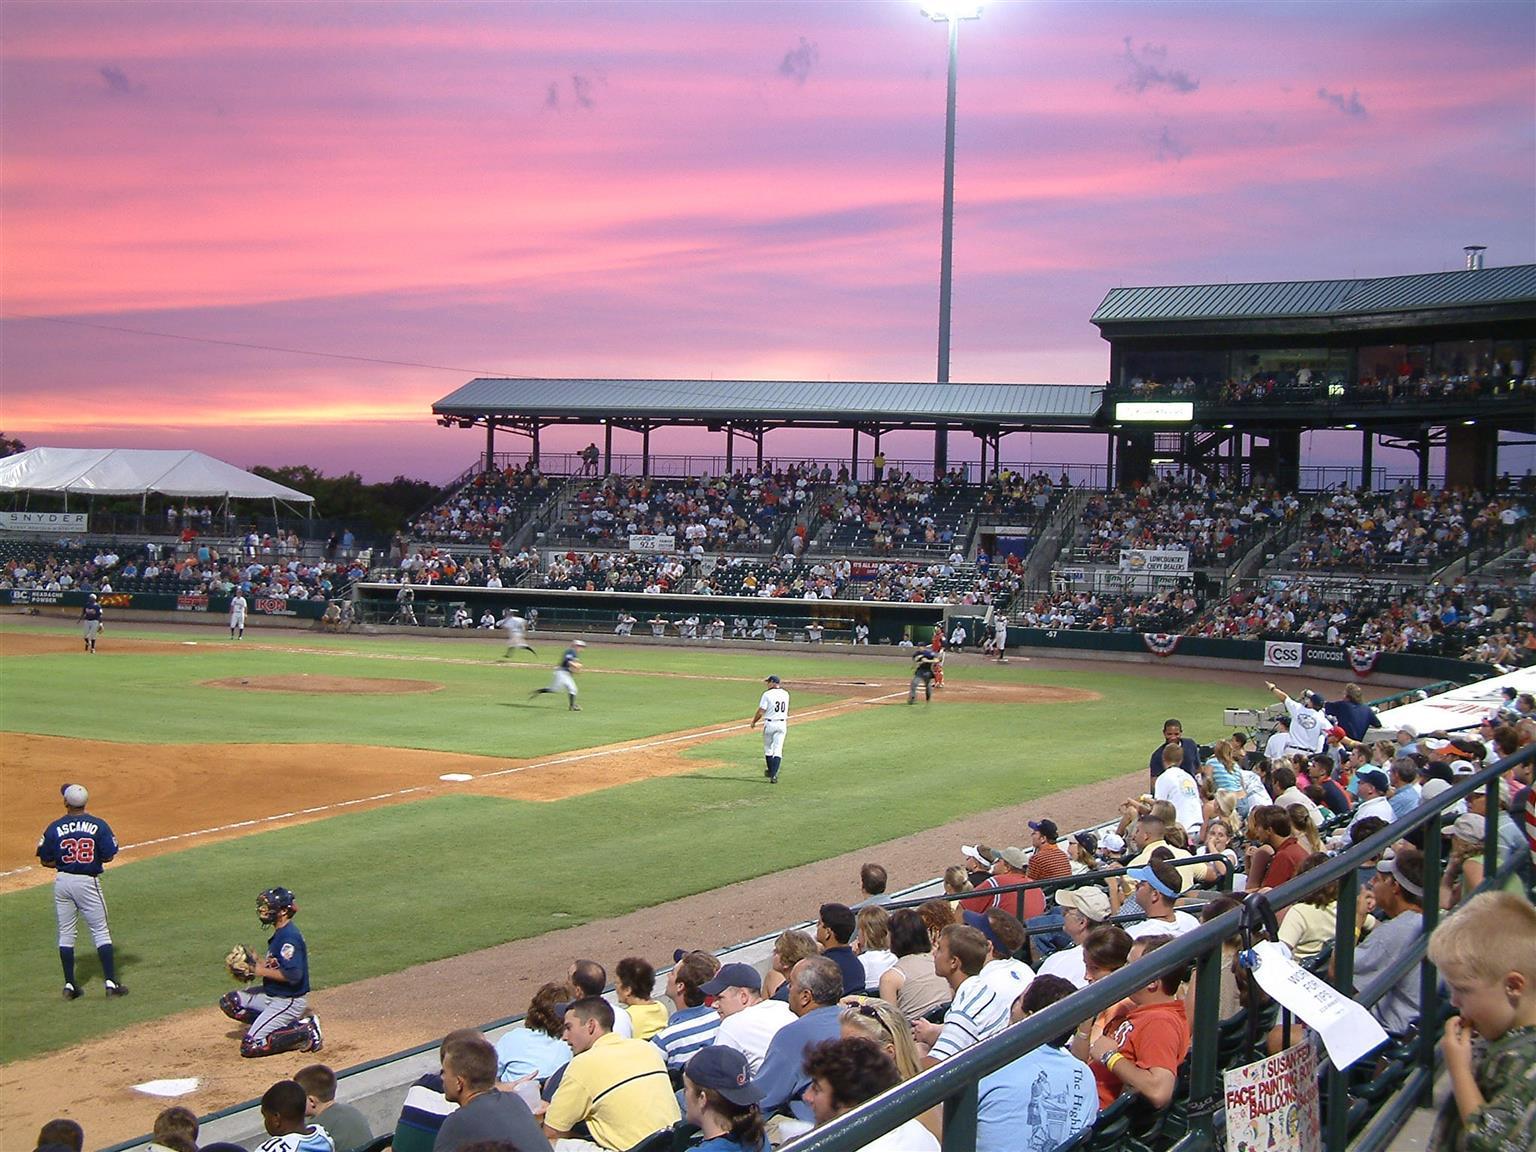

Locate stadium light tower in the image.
[922,2,981,473]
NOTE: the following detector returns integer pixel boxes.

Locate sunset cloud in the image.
[1,1,1531,481]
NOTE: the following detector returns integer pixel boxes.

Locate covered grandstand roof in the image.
[433,378,1103,428]
[0,447,313,502]
[1092,263,1536,325]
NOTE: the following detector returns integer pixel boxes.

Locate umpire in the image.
[908,647,939,704]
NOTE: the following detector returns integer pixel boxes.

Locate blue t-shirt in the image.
[37,813,117,877]
[265,921,310,997]
[976,1044,1098,1152]
[494,1027,572,1082]
[696,1136,767,1152]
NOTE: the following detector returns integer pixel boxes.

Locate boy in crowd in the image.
[1428,890,1536,1151]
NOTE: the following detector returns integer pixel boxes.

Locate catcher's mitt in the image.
[225,944,258,983]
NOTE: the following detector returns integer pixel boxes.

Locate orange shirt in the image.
[1092,1000,1191,1108]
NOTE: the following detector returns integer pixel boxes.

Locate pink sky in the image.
[3,1,1532,482]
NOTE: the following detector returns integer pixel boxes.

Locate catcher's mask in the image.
[257,886,297,924]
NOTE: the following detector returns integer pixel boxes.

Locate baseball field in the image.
[0,616,1265,1145]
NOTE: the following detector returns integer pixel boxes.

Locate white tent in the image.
[1375,666,1536,736]
[0,447,313,506]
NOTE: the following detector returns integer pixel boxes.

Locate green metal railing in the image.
[781,742,1534,1152]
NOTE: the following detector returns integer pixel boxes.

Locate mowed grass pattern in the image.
[0,622,1233,1062]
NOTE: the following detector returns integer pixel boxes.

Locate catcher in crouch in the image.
[219,886,322,1057]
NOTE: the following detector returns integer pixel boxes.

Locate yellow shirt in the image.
[625,1000,670,1041]
[545,1032,680,1150]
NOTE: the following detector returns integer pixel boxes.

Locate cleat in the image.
[105,981,129,998]
[769,776,778,785]
[63,984,82,1001]
[307,1014,324,1051]
[569,704,581,711]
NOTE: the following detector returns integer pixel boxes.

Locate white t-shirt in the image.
[758,687,790,726]
[1283,698,1329,754]
[712,998,797,1074]
[1037,945,1088,988]
[1154,766,1204,832]
[854,1117,941,1151]
[1126,911,1201,939]
[860,949,899,988]
[1263,730,1291,763]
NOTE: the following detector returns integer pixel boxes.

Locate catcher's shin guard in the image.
[219,991,259,1023]
[241,1020,313,1058]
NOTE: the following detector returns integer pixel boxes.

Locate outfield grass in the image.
[0,622,1239,1063]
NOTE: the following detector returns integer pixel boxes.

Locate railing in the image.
[782,741,1535,1152]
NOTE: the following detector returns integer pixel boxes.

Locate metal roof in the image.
[433,378,1104,425]
[1091,263,1536,325]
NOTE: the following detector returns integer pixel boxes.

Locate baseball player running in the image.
[499,610,537,659]
[37,784,127,999]
[219,887,322,1057]
[908,648,939,704]
[230,592,248,639]
[531,640,585,710]
[80,594,103,653]
[752,675,789,784]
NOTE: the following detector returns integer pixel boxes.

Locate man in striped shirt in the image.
[1025,820,1072,881]
[913,924,1015,1068]
[651,951,721,1071]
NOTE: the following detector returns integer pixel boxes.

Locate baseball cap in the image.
[573,640,587,647]
[961,910,1008,956]
[1451,813,1486,841]
[62,784,88,807]
[1126,864,1179,900]
[1396,725,1417,738]
[1073,831,1099,855]
[1419,778,1453,802]
[1029,819,1060,841]
[1449,759,1478,777]
[1420,737,1450,752]
[700,962,762,996]
[1302,690,1325,706]
[998,846,1029,870]
[1100,832,1126,854]
[961,844,998,866]
[1055,886,1111,921]
[764,675,781,684]
[684,1046,764,1106]
[1327,726,1348,742]
[1356,768,1390,793]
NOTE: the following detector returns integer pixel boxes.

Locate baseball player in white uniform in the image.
[230,593,248,639]
[993,612,1008,662]
[500,611,536,658]
[752,675,789,785]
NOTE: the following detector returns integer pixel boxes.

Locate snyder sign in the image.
[1264,640,1304,668]
[1118,548,1190,574]
[627,534,676,554]
[0,511,87,533]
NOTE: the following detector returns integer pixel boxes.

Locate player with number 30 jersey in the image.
[752,674,790,785]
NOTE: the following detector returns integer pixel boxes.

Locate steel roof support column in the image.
[1418,429,1431,487]
[851,425,860,483]
[642,423,651,478]
[1360,430,1374,490]
[604,422,613,477]
[757,426,765,470]
[724,424,734,474]
[530,421,542,468]
[485,419,496,474]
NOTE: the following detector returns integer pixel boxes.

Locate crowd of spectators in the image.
[549,469,813,553]
[1074,479,1303,567]
[1118,365,1536,406]
[411,463,557,544]
[1284,487,1526,572]
[0,538,360,602]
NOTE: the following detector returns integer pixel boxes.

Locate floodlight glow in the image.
[921,2,983,21]
[1114,401,1194,423]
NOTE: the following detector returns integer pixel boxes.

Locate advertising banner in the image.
[1264,640,1304,668]
[1224,1040,1321,1152]
[0,511,88,532]
[1118,548,1190,574]
[627,534,676,554]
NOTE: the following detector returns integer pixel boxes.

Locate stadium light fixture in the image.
[1343,423,1357,430]
[1462,419,1477,426]
[921,2,983,20]
[923,1,982,471]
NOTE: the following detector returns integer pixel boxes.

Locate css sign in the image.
[1264,640,1303,669]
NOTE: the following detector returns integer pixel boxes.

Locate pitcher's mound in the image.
[203,675,442,694]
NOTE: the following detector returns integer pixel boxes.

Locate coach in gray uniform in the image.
[36,784,127,999]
